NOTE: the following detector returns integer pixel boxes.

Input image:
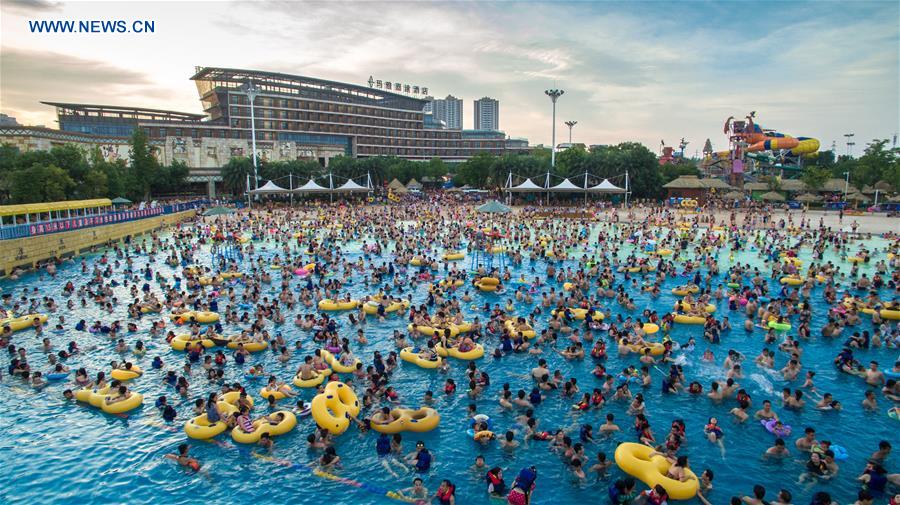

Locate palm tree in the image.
[221,157,253,195]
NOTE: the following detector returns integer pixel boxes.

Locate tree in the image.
[800,164,830,192]
[129,129,160,200]
[9,163,74,203]
[853,139,898,190]
[221,157,254,194]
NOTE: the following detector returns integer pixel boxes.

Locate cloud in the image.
[0,0,60,14]
[0,47,172,125]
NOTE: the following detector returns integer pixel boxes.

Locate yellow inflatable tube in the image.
[311,382,360,435]
[0,313,48,332]
[232,411,297,444]
[293,368,332,388]
[442,252,465,261]
[170,334,215,351]
[504,319,536,338]
[399,347,443,369]
[614,442,698,500]
[371,407,440,434]
[110,366,143,381]
[618,339,665,356]
[318,299,360,311]
[673,302,716,314]
[226,338,269,353]
[101,392,144,414]
[320,349,360,374]
[435,343,484,360]
[362,299,410,315]
[170,311,220,324]
[671,286,699,296]
[779,276,803,286]
[673,313,706,324]
[408,323,459,338]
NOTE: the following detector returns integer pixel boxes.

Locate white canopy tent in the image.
[293,179,330,193]
[587,179,626,193]
[333,179,371,193]
[548,178,584,192]
[505,178,545,192]
[249,180,291,195]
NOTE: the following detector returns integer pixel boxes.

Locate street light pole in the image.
[564,120,577,144]
[843,170,850,202]
[243,81,261,192]
[545,89,564,167]
[843,132,855,157]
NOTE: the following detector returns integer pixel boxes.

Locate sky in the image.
[1,0,898,156]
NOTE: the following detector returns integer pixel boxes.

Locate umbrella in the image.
[846,192,870,203]
[759,191,785,202]
[722,190,745,200]
[794,193,821,202]
[111,197,132,205]
[476,200,511,214]
[202,206,234,217]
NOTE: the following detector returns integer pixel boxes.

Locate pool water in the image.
[0,223,897,505]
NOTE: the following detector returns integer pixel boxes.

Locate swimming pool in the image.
[1,222,897,505]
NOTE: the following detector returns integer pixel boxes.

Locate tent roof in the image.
[821,178,848,192]
[587,179,626,193]
[701,178,734,190]
[387,179,406,191]
[111,197,132,204]
[663,175,707,189]
[846,192,870,202]
[506,178,545,192]
[334,179,370,192]
[722,190,745,200]
[294,179,330,193]
[759,191,786,201]
[794,193,821,202]
[549,178,584,192]
[249,180,290,194]
[406,178,423,189]
[202,206,234,216]
[476,200,511,213]
[743,182,769,191]
[779,179,807,191]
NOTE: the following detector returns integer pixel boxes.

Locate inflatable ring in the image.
[310,382,360,435]
[399,347,443,369]
[767,320,792,332]
[232,410,297,444]
[672,313,705,325]
[317,299,360,311]
[100,392,144,414]
[435,343,484,360]
[504,319,536,339]
[184,391,252,440]
[474,281,498,292]
[878,309,900,320]
[320,349,360,374]
[642,323,659,335]
[442,252,465,261]
[726,282,740,289]
[169,311,220,324]
[226,338,269,353]
[370,407,441,434]
[618,339,665,356]
[293,368,333,388]
[847,256,864,264]
[551,308,603,321]
[0,313,48,332]
[656,249,673,256]
[170,334,215,351]
[220,272,243,279]
[779,276,803,286]
[362,299,410,315]
[260,385,294,401]
[671,286,699,296]
[614,442,698,500]
[673,302,716,314]
[110,366,143,381]
[408,323,459,338]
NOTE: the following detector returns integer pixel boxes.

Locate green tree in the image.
[129,129,160,200]
[9,163,75,203]
[221,157,254,194]
[800,163,831,192]
[853,139,898,190]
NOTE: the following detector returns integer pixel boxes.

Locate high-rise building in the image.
[473,97,499,131]
[422,96,434,114]
[431,95,463,130]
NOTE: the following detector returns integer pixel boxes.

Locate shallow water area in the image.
[0,223,897,505]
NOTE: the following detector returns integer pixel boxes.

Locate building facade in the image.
[1,67,529,194]
[473,97,499,131]
[430,95,463,130]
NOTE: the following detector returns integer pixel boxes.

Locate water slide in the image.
[738,121,820,157]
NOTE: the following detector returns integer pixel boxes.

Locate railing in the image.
[0,200,207,240]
